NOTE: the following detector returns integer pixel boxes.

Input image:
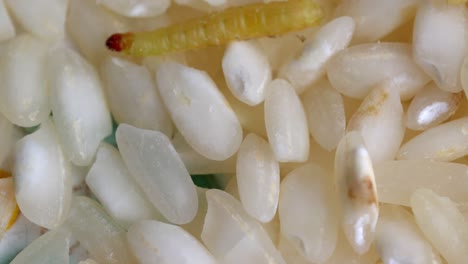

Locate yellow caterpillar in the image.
[106,0,323,56]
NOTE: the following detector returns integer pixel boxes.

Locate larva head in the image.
[106,33,134,53]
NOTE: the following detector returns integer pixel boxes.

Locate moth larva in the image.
[106,0,323,57]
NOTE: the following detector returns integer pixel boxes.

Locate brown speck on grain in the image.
[0,170,10,179]
[451,91,464,106]
[362,177,377,204]
[363,176,373,190]
[348,187,356,199]
[73,182,91,196]
[360,89,389,116]
[296,34,306,42]
[69,241,80,255]
[347,88,390,131]
[349,89,389,120]
[139,231,159,254]
[436,147,462,159]
[39,227,48,235]
[347,177,377,204]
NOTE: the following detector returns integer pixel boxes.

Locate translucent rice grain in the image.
[222,41,272,106]
[48,45,112,166]
[407,82,462,130]
[201,189,286,264]
[279,163,338,263]
[264,79,309,162]
[68,236,90,264]
[181,187,208,239]
[236,133,279,223]
[397,117,468,161]
[302,79,345,151]
[375,160,468,208]
[0,35,49,127]
[172,132,236,175]
[0,0,14,42]
[262,214,280,246]
[100,56,173,137]
[347,85,405,163]
[86,143,164,228]
[411,188,468,263]
[10,229,71,264]
[5,0,67,40]
[1,127,24,172]
[334,0,420,43]
[279,16,355,93]
[277,236,311,264]
[65,196,135,264]
[413,0,467,93]
[156,61,243,161]
[14,119,72,229]
[0,215,42,264]
[67,0,129,64]
[127,220,217,264]
[0,177,18,240]
[324,232,380,264]
[0,114,16,170]
[327,42,430,99]
[97,0,170,17]
[375,205,441,264]
[334,131,378,254]
[116,124,198,225]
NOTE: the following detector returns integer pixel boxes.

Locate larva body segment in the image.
[106,0,323,56]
